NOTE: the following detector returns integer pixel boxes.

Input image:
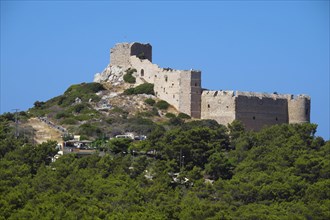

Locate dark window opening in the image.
[195,83,197,86]
[253,116,256,120]
[165,76,168,82]
[276,117,278,121]
[208,104,210,108]
[140,69,144,77]
[226,106,229,108]
[305,109,309,115]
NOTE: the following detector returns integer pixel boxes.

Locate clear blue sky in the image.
[1,1,329,139]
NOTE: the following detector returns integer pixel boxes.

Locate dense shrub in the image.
[72,104,87,113]
[123,88,135,95]
[156,100,170,110]
[55,111,70,119]
[78,123,102,138]
[125,117,157,134]
[124,83,154,95]
[58,82,105,106]
[144,98,155,106]
[123,69,136,84]
[165,113,176,118]
[34,101,45,108]
[134,83,154,95]
[169,117,184,126]
[178,112,191,119]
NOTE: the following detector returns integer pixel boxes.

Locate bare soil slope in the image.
[27,118,63,144]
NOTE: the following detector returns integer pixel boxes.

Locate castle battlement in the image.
[97,42,311,130]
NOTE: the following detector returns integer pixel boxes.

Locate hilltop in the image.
[13,69,189,143]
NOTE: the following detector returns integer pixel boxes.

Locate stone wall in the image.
[201,91,311,130]
[106,42,311,129]
[235,92,289,130]
[129,55,201,117]
[201,90,236,125]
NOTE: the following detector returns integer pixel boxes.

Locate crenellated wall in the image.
[201,90,236,125]
[201,90,311,130]
[235,92,288,130]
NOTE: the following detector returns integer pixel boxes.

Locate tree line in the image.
[0,115,329,219]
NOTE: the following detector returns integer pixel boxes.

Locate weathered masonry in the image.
[201,91,310,130]
[109,42,201,118]
[104,42,311,130]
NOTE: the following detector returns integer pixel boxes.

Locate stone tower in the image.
[287,95,311,124]
[110,42,152,68]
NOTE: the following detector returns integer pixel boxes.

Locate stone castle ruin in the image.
[95,42,310,130]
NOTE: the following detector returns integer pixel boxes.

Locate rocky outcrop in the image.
[94,65,125,85]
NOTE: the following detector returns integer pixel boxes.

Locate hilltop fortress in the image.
[95,42,310,130]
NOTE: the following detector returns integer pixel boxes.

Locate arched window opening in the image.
[140,69,144,77]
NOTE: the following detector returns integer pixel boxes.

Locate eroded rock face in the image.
[94,65,125,84]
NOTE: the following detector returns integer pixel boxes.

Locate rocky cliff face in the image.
[94,65,125,86]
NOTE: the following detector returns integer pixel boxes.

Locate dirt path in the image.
[27,118,63,144]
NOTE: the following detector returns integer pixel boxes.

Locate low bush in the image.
[55,111,70,119]
[178,112,191,119]
[72,104,87,113]
[144,98,155,106]
[165,113,176,118]
[169,117,184,126]
[58,82,105,107]
[156,100,170,110]
[124,83,154,95]
[78,123,102,138]
[123,68,136,84]
[60,118,77,125]
[134,83,154,95]
[123,88,135,95]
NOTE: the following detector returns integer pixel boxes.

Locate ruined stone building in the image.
[95,42,311,130]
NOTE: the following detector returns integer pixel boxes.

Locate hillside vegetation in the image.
[0,112,329,219]
[25,82,182,141]
[1,80,329,219]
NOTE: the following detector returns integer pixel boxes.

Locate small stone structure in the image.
[95,42,311,130]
